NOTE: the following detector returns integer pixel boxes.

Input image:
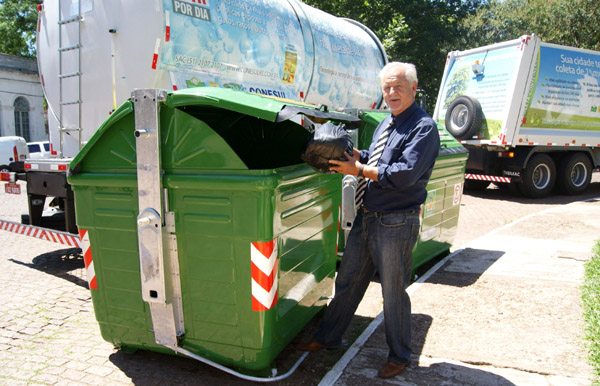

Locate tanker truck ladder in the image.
[57,0,83,157]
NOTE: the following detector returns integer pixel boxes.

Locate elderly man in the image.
[298,62,440,378]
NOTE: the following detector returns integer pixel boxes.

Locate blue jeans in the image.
[313,208,420,365]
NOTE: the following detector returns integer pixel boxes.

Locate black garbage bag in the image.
[301,122,353,173]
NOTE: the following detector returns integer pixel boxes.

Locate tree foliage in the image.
[0,0,39,57]
[461,0,600,51]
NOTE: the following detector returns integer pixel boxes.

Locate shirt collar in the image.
[390,102,418,126]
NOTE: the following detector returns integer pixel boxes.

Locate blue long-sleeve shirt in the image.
[360,102,440,212]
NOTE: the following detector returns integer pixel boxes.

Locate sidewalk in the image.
[321,198,599,385]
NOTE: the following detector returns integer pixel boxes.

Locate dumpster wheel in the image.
[172,346,309,383]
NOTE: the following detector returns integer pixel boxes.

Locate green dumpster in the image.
[68,87,359,371]
[339,111,468,270]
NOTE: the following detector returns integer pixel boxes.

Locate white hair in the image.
[379,62,418,85]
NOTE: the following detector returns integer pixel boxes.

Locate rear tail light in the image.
[13,145,18,162]
[1,172,15,182]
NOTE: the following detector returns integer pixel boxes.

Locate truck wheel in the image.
[557,152,592,195]
[0,165,10,172]
[517,153,556,198]
[445,96,483,140]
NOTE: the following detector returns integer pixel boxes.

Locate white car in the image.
[27,141,51,160]
[0,136,29,171]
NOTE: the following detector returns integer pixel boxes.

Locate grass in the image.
[582,240,600,385]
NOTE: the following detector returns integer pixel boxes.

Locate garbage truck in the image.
[0,0,469,379]
[434,35,600,198]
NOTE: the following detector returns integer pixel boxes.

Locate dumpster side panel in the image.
[173,185,270,363]
[171,168,339,370]
[72,183,163,350]
[414,153,467,265]
[274,172,339,342]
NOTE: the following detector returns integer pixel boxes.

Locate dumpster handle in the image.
[172,346,309,383]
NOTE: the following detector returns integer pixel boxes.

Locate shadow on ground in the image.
[9,247,87,288]
[426,248,505,287]
[107,312,376,385]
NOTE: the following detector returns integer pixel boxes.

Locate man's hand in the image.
[329,149,378,181]
[329,151,360,175]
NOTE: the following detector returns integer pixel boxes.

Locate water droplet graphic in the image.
[252,34,274,68]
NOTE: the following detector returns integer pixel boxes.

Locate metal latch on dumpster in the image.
[133,88,184,348]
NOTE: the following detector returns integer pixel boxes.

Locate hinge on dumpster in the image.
[133,89,184,348]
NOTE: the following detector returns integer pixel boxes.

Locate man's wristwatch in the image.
[357,164,364,178]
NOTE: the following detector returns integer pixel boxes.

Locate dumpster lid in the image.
[166,87,360,124]
[70,87,361,173]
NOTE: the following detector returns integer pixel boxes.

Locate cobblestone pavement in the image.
[1,174,599,385]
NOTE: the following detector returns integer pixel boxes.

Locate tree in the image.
[0,0,39,57]
[461,0,600,51]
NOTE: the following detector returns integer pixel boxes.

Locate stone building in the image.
[0,53,46,141]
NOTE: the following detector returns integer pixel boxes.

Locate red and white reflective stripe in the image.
[465,173,511,183]
[169,71,178,91]
[78,229,97,290]
[165,11,171,42]
[151,39,160,70]
[250,239,278,311]
[0,220,80,247]
[520,36,531,51]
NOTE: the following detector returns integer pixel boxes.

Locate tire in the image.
[0,165,10,172]
[517,153,556,198]
[464,179,489,191]
[445,96,483,140]
[557,152,592,195]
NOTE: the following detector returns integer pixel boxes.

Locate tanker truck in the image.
[1,0,387,237]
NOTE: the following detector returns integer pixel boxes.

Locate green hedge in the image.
[583,240,600,385]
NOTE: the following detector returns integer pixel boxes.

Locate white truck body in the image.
[434,35,600,197]
[37,0,387,158]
